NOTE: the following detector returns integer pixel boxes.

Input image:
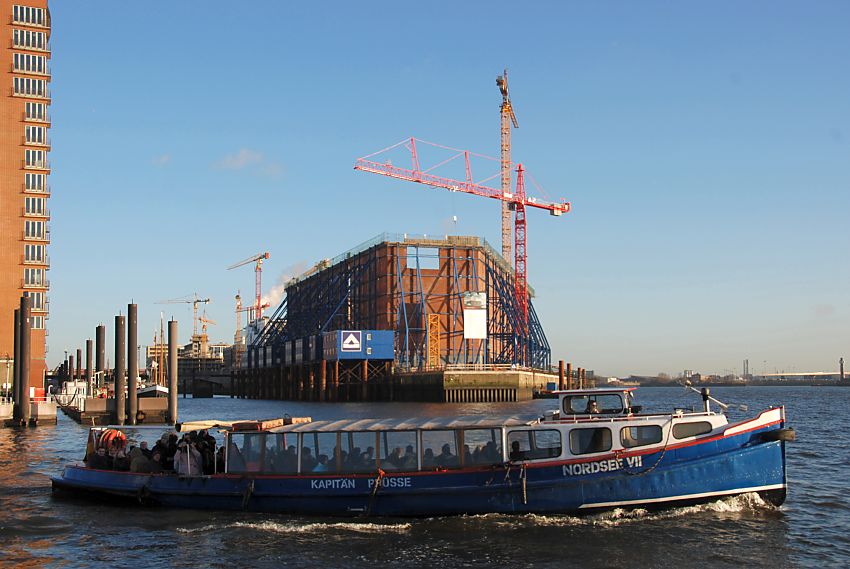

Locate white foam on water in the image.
[232,520,412,534]
[513,492,776,528]
[177,524,221,534]
[176,494,774,534]
[177,520,412,535]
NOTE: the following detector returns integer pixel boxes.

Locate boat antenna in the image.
[680,381,748,413]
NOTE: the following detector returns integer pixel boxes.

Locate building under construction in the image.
[235,233,564,402]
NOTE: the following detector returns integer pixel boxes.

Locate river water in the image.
[0,386,847,568]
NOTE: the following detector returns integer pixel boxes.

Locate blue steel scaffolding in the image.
[250,234,551,371]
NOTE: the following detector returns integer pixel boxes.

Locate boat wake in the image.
[177,520,413,535]
[518,492,778,528]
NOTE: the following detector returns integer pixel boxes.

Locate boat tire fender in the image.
[761,428,795,442]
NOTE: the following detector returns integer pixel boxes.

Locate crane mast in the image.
[497,68,519,261]
[228,251,271,322]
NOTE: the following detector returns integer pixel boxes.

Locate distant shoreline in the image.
[632,381,850,388]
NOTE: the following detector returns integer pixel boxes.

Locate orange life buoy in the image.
[98,429,126,449]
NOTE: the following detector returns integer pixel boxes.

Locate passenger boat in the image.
[51,387,793,516]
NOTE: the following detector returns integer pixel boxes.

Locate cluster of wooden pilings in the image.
[557,361,592,390]
[58,304,179,425]
[3,295,56,427]
[233,359,592,403]
[233,359,393,402]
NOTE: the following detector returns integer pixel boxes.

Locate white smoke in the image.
[262,260,309,308]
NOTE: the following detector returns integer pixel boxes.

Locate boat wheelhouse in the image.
[52,387,793,516]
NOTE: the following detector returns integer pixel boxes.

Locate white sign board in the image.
[341,331,362,352]
[463,309,487,340]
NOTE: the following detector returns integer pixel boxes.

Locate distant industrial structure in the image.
[235,233,572,402]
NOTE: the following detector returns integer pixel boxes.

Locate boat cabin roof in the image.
[552,388,636,396]
[265,414,539,433]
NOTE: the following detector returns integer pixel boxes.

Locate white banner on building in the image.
[462,292,487,340]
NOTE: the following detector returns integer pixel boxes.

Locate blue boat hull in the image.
[52,422,787,516]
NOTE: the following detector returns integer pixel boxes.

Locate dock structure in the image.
[235,234,570,402]
[56,311,174,426]
[3,295,57,427]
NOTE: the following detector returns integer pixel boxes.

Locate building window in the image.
[25,220,45,238]
[30,315,45,330]
[25,196,46,214]
[25,173,46,191]
[12,29,47,50]
[24,244,45,262]
[25,102,47,121]
[25,125,46,144]
[24,267,45,286]
[13,76,47,97]
[13,5,46,26]
[25,149,46,168]
[13,53,47,74]
[24,291,45,310]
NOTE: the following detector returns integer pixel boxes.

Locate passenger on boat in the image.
[152,434,169,466]
[509,440,523,461]
[301,446,317,472]
[215,447,225,473]
[437,444,457,467]
[174,440,202,476]
[313,454,330,472]
[149,451,164,473]
[346,447,362,469]
[129,447,163,473]
[483,441,500,463]
[385,447,403,468]
[585,400,600,414]
[463,444,473,466]
[423,448,435,467]
[281,445,298,472]
[402,445,417,469]
[139,441,152,459]
[163,433,179,471]
[88,447,110,470]
[112,446,130,471]
[360,446,375,468]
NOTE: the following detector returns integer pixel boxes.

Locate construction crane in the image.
[228,252,270,323]
[354,73,570,327]
[497,68,519,262]
[155,293,210,338]
[198,312,216,336]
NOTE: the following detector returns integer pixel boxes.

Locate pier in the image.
[55,304,178,426]
[2,295,57,427]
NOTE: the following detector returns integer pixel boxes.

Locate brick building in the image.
[0,1,51,383]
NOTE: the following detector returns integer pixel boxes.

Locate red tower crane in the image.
[228,252,270,322]
[354,138,569,328]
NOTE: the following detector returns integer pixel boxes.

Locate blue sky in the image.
[46,1,849,377]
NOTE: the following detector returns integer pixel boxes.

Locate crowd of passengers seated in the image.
[230,439,503,473]
[86,429,219,476]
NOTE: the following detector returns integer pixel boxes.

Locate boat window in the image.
[227,433,266,473]
[569,428,612,455]
[378,431,418,471]
[268,433,298,474]
[562,394,624,415]
[507,429,562,461]
[672,421,713,439]
[421,430,461,469]
[339,431,378,473]
[462,428,503,466]
[302,432,337,473]
[621,425,663,448]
